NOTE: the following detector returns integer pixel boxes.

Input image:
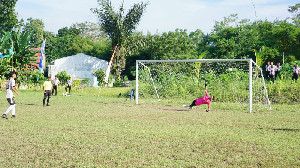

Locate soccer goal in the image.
[136,59,271,112]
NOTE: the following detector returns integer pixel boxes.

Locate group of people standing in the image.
[2,72,73,119]
[265,62,282,82]
[265,62,300,83]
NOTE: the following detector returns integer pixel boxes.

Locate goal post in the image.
[136,59,271,112]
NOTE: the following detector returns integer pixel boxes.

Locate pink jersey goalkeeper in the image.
[195,92,211,106]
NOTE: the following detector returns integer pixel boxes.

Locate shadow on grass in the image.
[272,128,300,132]
[24,104,36,106]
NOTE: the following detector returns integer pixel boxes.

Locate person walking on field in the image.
[43,77,52,107]
[183,85,214,112]
[292,63,300,83]
[65,76,73,95]
[52,75,60,96]
[2,71,20,119]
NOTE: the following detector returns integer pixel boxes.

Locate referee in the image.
[43,76,52,106]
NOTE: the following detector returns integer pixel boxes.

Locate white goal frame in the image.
[136,59,271,113]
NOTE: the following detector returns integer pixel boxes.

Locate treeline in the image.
[40,14,299,79]
[0,1,299,81]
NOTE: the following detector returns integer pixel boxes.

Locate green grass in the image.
[0,87,299,167]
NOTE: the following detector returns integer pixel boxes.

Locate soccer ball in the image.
[228,68,232,72]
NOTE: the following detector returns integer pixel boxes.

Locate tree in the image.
[288,3,300,28]
[71,22,107,42]
[0,0,18,32]
[0,29,39,77]
[23,18,45,46]
[92,0,148,75]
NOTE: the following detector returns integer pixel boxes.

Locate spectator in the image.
[265,62,270,80]
[269,62,276,83]
[292,63,300,83]
[275,62,282,80]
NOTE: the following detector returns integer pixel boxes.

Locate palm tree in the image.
[92,0,148,75]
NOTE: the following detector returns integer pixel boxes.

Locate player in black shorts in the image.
[65,76,73,95]
[43,77,52,106]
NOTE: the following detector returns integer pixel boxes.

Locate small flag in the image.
[37,39,46,82]
[39,39,46,73]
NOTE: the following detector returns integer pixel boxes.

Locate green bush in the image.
[57,71,70,85]
[93,69,105,85]
[30,71,45,85]
[113,76,123,87]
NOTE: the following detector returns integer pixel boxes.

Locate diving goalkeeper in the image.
[183,85,214,112]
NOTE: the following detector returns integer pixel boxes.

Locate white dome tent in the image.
[49,53,108,87]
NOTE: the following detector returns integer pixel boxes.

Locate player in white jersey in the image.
[52,75,60,96]
[275,62,282,80]
[269,62,276,83]
[2,71,20,119]
[65,76,73,95]
[265,62,270,80]
[292,63,299,83]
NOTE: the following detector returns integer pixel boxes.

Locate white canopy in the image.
[49,53,108,87]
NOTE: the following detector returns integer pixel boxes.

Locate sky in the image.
[15,0,298,34]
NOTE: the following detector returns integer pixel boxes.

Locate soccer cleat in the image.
[43,104,45,107]
[2,114,8,119]
[46,104,50,106]
[11,115,16,119]
[183,105,193,109]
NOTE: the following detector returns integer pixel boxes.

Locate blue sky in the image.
[15,0,298,34]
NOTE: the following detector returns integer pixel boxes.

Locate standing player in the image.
[269,62,276,83]
[2,71,20,119]
[43,76,52,106]
[52,75,60,96]
[65,76,73,95]
[292,63,300,83]
[183,85,214,112]
[265,61,270,80]
[275,62,282,80]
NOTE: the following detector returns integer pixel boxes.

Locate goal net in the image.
[136,59,271,112]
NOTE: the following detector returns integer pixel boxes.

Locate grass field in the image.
[0,87,299,167]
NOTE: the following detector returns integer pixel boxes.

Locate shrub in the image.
[57,71,70,85]
[93,69,105,85]
[30,71,45,85]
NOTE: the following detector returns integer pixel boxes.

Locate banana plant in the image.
[0,29,40,76]
[10,28,40,71]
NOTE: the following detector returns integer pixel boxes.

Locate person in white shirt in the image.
[275,62,282,80]
[292,63,300,83]
[269,62,276,83]
[265,62,270,80]
[52,75,60,96]
[2,71,20,119]
[65,76,73,94]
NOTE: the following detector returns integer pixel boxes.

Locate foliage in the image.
[0,29,40,76]
[56,71,70,85]
[0,0,18,32]
[92,0,148,75]
[93,69,105,85]
[113,76,123,87]
[288,3,300,27]
[43,24,111,63]
[22,18,45,46]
